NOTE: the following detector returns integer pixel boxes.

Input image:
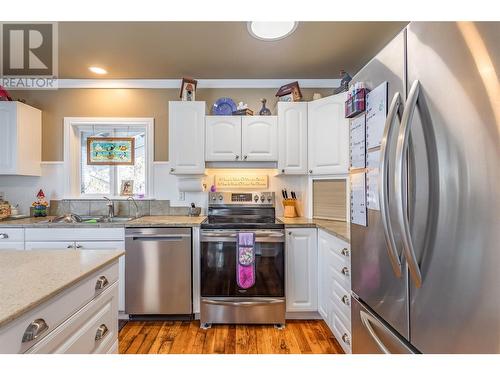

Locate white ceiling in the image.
[57,21,408,79]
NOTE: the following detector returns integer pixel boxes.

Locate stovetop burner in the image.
[203,191,283,230]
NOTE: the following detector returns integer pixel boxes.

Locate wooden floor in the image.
[119,320,345,354]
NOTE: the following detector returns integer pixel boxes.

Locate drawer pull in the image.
[341,267,350,277]
[67,244,74,249]
[341,248,350,257]
[95,276,109,292]
[341,295,350,306]
[75,244,83,249]
[0,233,9,239]
[342,333,351,346]
[95,324,109,342]
[22,319,49,343]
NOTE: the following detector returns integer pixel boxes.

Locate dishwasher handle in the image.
[126,233,191,241]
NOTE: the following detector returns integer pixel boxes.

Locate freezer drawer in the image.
[351,297,416,354]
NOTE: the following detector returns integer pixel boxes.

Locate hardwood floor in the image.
[119,320,345,354]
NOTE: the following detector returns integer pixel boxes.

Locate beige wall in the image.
[14,87,333,161]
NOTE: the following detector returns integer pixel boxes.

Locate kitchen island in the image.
[0,249,124,353]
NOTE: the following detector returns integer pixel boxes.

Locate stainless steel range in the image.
[200,192,285,327]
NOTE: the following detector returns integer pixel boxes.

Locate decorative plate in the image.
[211,97,237,115]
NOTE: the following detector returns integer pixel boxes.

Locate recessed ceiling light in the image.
[247,21,298,41]
[88,66,107,75]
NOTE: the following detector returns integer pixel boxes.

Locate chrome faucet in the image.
[103,197,114,219]
[127,196,140,219]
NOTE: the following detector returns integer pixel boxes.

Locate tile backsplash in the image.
[48,199,190,217]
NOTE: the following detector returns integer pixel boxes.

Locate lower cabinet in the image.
[286,228,318,312]
[0,228,25,250]
[24,228,126,312]
[318,229,351,353]
[0,261,119,354]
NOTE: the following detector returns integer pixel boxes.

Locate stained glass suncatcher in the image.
[87,137,135,165]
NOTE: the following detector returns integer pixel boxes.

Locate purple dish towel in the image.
[236,232,255,289]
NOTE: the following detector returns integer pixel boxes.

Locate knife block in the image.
[282,199,298,218]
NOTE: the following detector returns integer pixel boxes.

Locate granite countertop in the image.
[0,249,124,329]
[0,215,207,228]
[278,217,350,243]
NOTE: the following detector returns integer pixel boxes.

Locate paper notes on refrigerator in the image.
[366,81,388,149]
[366,150,380,211]
[350,172,367,226]
[350,114,366,169]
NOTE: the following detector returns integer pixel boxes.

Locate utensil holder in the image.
[282,199,298,218]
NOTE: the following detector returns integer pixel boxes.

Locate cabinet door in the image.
[278,102,308,174]
[205,116,242,161]
[76,241,126,312]
[25,241,75,250]
[169,101,206,174]
[307,94,349,175]
[286,228,318,312]
[241,116,278,161]
[0,102,17,174]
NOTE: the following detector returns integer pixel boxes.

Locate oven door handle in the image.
[202,298,284,307]
[201,231,285,243]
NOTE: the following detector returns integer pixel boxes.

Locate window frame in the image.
[63,117,154,199]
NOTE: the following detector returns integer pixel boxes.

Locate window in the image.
[64,118,154,198]
[80,128,146,196]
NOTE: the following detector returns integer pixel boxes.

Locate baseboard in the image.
[286,311,322,320]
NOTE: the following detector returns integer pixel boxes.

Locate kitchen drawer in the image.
[331,278,351,328]
[25,228,124,242]
[0,242,24,250]
[0,228,24,242]
[0,261,118,353]
[331,311,352,354]
[331,260,351,292]
[27,283,118,354]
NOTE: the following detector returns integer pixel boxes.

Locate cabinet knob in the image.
[342,333,351,345]
[244,155,248,160]
[341,248,350,257]
[75,243,82,249]
[0,233,9,239]
[288,232,292,235]
[309,170,313,174]
[341,295,350,306]
[170,168,175,172]
[95,324,109,342]
[341,267,350,276]
[235,155,239,160]
[67,244,74,249]
[95,276,109,292]
[281,169,285,173]
[22,318,49,343]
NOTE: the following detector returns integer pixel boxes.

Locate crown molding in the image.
[57,79,340,89]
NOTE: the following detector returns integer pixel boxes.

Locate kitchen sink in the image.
[46,214,136,224]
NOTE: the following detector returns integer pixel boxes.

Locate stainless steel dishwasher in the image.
[125,227,192,316]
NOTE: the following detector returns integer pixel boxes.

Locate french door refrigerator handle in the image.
[379,91,403,278]
[395,80,423,288]
[360,310,391,354]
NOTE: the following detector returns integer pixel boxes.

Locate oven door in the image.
[200,229,285,298]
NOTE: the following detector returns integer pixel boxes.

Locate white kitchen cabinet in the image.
[307,93,349,175]
[169,101,206,174]
[0,261,119,354]
[205,116,242,161]
[318,229,351,353]
[278,102,308,174]
[241,116,278,161]
[0,228,25,250]
[24,228,126,313]
[0,101,41,176]
[286,228,318,312]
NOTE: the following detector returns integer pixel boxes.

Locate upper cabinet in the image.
[205,116,241,161]
[307,93,349,175]
[277,102,308,174]
[169,101,206,174]
[0,102,41,176]
[241,116,278,161]
[205,116,278,162]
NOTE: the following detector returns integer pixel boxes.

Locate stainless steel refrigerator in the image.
[350,22,500,354]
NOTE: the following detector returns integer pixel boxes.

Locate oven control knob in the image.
[267,196,272,203]
[260,195,265,202]
[218,195,223,201]
[212,196,216,201]
[254,195,259,202]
